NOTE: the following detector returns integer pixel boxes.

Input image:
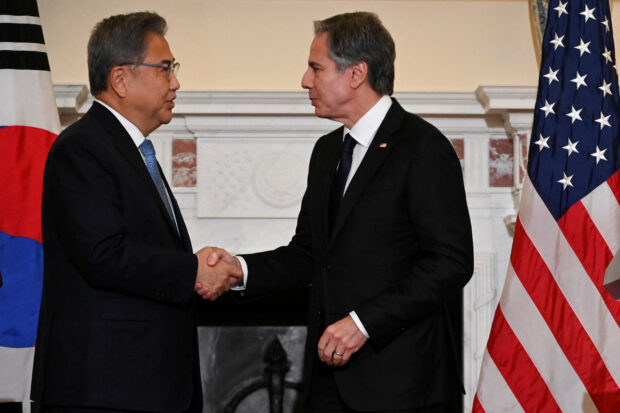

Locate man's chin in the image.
[159,111,173,125]
[313,107,327,119]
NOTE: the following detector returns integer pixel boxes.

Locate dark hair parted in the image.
[87,12,167,95]
[314,12,395,95]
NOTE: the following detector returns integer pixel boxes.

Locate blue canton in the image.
[529,0,620,220]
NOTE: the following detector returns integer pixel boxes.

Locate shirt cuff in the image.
[349,311,370,338]
[230,255,248,291]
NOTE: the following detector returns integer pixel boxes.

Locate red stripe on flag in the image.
[472,395,485,413]
[486,307,560,412]
[558,200,620,325]
[0,126,56,243]
[512,219,620,412]
[606,168,620,206]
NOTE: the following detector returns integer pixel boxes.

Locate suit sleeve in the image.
[355,131,473,349]
[239,142,319,296]
[44,133,198,304]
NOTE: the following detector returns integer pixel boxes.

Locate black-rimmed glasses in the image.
[122,61,180,79]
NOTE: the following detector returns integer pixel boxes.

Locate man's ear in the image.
[349,61,368,89]
[108,66,128,98]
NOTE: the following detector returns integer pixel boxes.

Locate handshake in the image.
[193,247,241,301]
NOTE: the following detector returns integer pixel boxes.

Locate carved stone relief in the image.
[252,151,306,208]
[196,139,315,218]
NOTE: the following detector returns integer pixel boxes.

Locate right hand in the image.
[194,247,242,301]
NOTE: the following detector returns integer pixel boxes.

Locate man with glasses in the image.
[31,12,240,413]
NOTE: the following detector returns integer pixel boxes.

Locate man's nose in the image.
[169,71,180,90]
[301,68,312,89]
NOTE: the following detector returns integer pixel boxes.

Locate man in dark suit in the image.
[31,12,241,413]
[199,11,473,412]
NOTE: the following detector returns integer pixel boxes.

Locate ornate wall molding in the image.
[463,252,496,413]
[476,85,537,234]
[55,87,531,116]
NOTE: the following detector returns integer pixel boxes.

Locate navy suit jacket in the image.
[32,102,200,412]
[242,99,473,411]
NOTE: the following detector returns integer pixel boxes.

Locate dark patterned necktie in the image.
[329,134,357,232]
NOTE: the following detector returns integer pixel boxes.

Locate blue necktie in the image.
[329,133,357,231]
[139,139,177,226]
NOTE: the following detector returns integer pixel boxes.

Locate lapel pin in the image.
[379,142,388,148]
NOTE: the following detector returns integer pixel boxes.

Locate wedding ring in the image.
[334,351,344,357]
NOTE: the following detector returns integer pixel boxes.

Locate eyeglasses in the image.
[122,61,180,79]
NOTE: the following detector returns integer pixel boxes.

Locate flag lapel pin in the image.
[379,142,388,148]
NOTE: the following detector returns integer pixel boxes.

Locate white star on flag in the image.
[535,134,551,151]
[566,106,583,123]
[590,146,608,164]
[571,72,588,89]
[580,5,596,22]
[550,33,565,50]
[602,47,613,63]
[540,100,556,117]
[544,67,560,84]
[554,1,568,17]
[575,38,592,56]
[562,139,580,156]
[599,80,612,97]
[595,111,611,129]
[602,17,610,32]
[558,172,574,189]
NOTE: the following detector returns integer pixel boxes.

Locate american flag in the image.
[474,1,620,412]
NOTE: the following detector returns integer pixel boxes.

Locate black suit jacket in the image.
[242,99,473,411]
[31,102,200,412]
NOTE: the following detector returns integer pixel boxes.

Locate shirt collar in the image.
[344,95,392,146]
[95,99,146,149]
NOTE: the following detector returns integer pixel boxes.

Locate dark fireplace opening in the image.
[195,288,463,413]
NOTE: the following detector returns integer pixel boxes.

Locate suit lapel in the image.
[89,103,182,241]
[329,100,405,244]
[162,171,193,251]
[312,128,345,246]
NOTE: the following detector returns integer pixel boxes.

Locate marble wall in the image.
[55,86,536,412]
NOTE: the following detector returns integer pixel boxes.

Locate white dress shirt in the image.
[237,95,393,338]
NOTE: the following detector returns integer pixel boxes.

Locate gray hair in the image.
[314,12,395,95]
[87,12,167,95]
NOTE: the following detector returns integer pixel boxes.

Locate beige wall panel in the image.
[37,1,620,92]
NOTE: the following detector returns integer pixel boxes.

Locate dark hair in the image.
[314,12,395,95]
[87,12,167,95]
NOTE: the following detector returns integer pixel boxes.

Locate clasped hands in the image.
[194,246,243,301]
[194,247,368,367]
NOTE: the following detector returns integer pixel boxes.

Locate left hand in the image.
[317,315,368,367]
